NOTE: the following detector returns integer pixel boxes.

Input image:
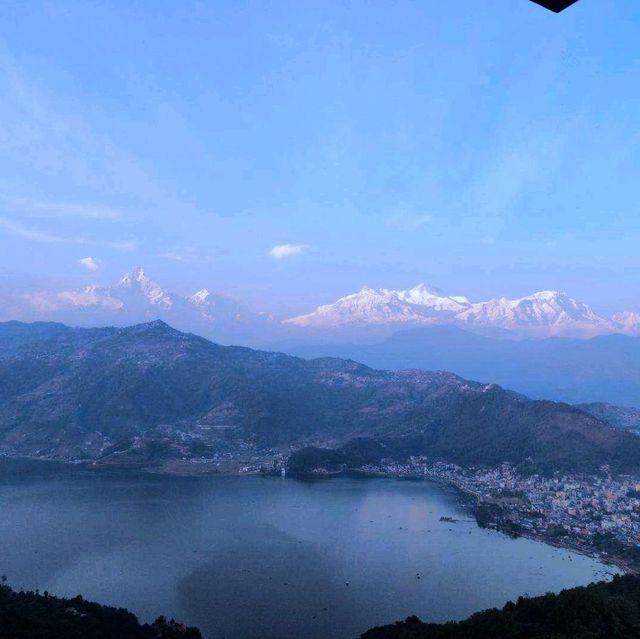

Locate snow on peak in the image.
[285,283,469,328]
[116,267,173,309]
[456,289,610,335]
[613,311,640,336]
[190,289,212,305]
[284,283,615,337]
[15,267,270,338]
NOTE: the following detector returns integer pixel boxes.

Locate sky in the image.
[0,0,639,317]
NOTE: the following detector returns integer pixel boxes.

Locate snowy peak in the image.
[399,282,445,302]
[613,311,640,336]
[457,290,611,336]
[116,266,173,309]
[284,284,616,337]
[12,268,272,342]
[284,283,471,329]
[189,289,211,305]
[288,286,429,329]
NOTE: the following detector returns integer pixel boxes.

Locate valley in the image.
[1,319,639,580]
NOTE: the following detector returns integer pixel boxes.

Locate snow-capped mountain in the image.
[285,284,469,329]
[612,311,640,336]
[3,271,639,341]
[284,285,620,337]
[116,267,176,310]
[10,267,274,344]
[456,291,616,337]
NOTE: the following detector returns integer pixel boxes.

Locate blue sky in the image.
[0,0,639,316]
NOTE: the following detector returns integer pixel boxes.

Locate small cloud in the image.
[386,214,433,231]
[79,256,99,271]
[268,243,307,259]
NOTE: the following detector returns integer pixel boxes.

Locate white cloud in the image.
[79,256,99,271]
[268,243,307,259]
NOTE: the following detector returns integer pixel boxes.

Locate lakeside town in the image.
[354,457,640,572]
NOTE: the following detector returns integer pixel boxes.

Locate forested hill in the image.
[0,581,201,639]
[361,574,640,639]
[1,320,640,474]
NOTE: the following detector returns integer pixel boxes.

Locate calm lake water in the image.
[0,459,618,639]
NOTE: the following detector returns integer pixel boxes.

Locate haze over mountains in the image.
[292,326,640,409]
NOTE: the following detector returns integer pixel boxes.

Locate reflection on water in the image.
[0,459,618,639]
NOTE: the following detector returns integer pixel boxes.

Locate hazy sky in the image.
[0,0,639,315]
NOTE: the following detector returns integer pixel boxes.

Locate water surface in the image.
[0,459,617,638]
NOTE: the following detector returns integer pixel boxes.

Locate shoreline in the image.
[426,474,633,576]
[294,465,634,576]
[1,454,634,574]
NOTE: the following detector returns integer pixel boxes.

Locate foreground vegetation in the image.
[362,574,640,639]
[0,580,201,639]
[3,573,640,638]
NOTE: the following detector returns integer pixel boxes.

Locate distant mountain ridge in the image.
[0,320,639,475]
[578,403,640,435]
[291,325,640,408]
[285,283,633,338]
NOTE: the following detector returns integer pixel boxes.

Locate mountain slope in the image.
[284,284,469,329]
[291,326,640,408]
[285,285,616,338]
[0,321,639,473]
[0,320,69,357]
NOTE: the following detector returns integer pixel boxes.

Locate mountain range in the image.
[2,268,640,342]
[1,267,274,345]
[284,283,637,338]
[1,319,639,475]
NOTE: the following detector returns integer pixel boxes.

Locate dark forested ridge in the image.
[0,581,201,639]
[1,320,640,474]
[361,574,640,639]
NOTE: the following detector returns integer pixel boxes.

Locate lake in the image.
[0,459,617,639]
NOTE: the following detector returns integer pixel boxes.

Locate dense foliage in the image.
[0,581,201,639]
[361,574,640,639]
[1,320,640,474]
